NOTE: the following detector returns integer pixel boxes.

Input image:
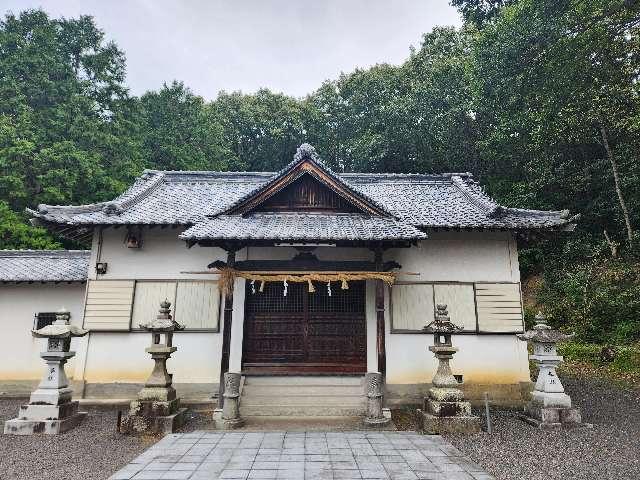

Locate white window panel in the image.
[391,283,435,331]
[83,280,134,331]
[132,281,177,328]
[434,284,476,331]
[175,281,220,330]
[475,283,524,332]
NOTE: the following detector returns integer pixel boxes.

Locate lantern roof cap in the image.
[517,312,574,343]
[423,304,463,333]
[32,308,88,338]
[139,299,185,332]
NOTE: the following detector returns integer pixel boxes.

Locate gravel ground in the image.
[0,400,155,480]
[1,375,638,480]
[444,376,640,480]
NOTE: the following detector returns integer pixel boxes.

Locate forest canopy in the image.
[1,1,639,342]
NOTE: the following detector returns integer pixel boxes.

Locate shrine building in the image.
[1,144,576,413]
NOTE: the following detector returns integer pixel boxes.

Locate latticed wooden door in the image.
[242,280,367,373]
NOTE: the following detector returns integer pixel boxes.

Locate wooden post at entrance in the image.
[374,247,386,375]
[218,249,236,409]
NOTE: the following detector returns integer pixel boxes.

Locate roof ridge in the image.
[102,171,166,215]
[0,249,90,257]
[451,176,504,218]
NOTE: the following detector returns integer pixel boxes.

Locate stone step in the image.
[240,404,366,417]
[241,394,365,406]
[243,376,363,386]
[241,384,363,396]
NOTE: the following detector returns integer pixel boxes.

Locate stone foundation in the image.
[4,401,86,435]
[417,409,481,434]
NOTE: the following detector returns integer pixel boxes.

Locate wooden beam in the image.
[218,249,237,408]
[374,247,387,375]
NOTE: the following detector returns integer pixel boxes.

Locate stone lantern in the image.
[120,300,188,434]
[418,305,480,434]
[4,309,88,435]
[517,312,584,429]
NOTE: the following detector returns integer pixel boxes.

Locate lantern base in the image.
[418,409,481,434]
[120,406,188,434]
[4,400,86,435]
[519,402,589,430]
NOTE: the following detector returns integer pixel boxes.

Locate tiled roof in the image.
[0,250,90,283]
[28,144,577,242]
[180,214,428,242]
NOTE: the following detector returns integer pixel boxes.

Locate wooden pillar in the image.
[218,249,236,408]
[374,247,386,375]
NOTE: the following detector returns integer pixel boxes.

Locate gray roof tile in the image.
[180,214,428,242]
[0,250,90,283]
[28,145,576,241]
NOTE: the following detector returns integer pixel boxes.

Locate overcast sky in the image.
[4,1,461,99]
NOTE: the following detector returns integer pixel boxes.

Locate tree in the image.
[212,89,309,171]
[470,0,640,247]
[137,81,231,171]
[449,0,517,28]
[0,9,143,246]
[0,201,60,249]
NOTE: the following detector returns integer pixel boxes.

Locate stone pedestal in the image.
[418,305,480,434]
[215,372,244,429]
[120,300,187,434]
[517,313,587,430]
[363,372,392,427]
[4,310,88,435]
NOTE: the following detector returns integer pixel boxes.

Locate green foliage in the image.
[559,342,640,375]
[0,201,60,249]
[539,249,640,342]
[1,5,639,343]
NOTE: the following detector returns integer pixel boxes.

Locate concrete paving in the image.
[109,430,494,480]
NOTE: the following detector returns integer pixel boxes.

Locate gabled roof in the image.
[219,144,391,217]
[0,250,90,283]
[28,144,578,243]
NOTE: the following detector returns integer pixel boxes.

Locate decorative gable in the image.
[220,144,391,217]
[255,174,362,213]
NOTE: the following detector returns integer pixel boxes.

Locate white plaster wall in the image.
[92,227,226,280]
[0,283,86,380]
[77,228,528,390]
[81,332,221,384]
[384,231,529,385]
[78,227,226,387]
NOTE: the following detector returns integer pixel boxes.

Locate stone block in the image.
[137,386,177,402]
[4,411,86,435]
[19,400,79,420]
[519,406,590,430]
[560,408,582,424]
[425,398,471,417]
[129,398,180,417]
[29,386,73,405]
[427,387,464,403]
[418,409,481,435]
[120,407,187,434]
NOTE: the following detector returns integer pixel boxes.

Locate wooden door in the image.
[242,280,366,373]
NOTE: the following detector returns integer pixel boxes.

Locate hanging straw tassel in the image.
[219,267,236,298]
[307,279,316,293]
[341,278,349,290]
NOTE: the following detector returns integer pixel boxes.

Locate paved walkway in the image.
[109,431,494,480]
